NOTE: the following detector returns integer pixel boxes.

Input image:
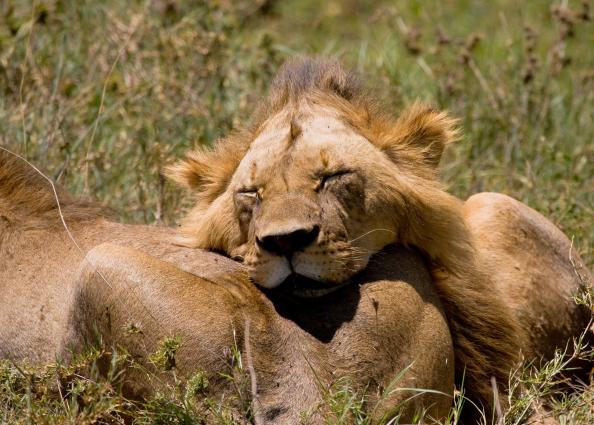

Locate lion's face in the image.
[228,105,398,290]
[168,58,473,296]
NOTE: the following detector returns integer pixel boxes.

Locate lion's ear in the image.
[380,102,459,169]
[166,149,217,190]
[166,136,249,203]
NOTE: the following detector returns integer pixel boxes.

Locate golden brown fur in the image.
[167,59,476,278]
[0,148,456,423]
[0,149,103,228]
[1,58,591,423]
[167,57,591,417]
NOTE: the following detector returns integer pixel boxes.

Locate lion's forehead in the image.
[233,108,374,185]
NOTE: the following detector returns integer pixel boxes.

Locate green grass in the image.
[1,0,593,423]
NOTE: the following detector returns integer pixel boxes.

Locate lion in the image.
[0,149,454,423]
[166,57,593,419]
[0,57,591,423]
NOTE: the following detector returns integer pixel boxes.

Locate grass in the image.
[0,341,252,424]
[0,0,592,423]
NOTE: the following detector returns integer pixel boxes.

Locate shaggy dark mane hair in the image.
[264,56,364,109]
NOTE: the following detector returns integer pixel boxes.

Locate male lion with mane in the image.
[167,57,592,419]
[0,57,591,423]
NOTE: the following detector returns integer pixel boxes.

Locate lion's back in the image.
[463,192,592,359]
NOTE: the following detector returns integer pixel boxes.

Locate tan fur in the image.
[167,57,592,418]
[0,149,455,423]
[1,58,591,423]
[0,149,103,228]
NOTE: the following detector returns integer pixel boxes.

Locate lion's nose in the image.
[257,225,320,257]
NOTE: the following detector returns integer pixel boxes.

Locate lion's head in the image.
[168,57,473,294]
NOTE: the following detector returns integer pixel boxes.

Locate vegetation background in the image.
[0,0,592,423]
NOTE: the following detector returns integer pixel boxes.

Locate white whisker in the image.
[348,228,396,244]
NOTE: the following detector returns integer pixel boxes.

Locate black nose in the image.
[257,225,320,257]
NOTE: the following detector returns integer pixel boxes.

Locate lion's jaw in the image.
[227,105,398,289]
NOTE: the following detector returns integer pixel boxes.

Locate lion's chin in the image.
[276,273,348,298]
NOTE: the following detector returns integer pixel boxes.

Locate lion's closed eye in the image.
[235,189,260,205]
[234,190,260,224]
[317,170,354,191]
